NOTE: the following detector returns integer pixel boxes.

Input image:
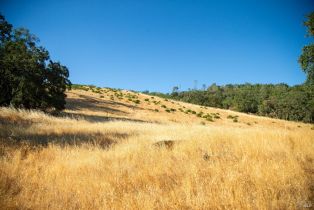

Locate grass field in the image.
[0,87,313,209]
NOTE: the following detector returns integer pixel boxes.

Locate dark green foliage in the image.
[202,113,214,122]
[227,115,234,119]
[196,112,203,117]
[92,89,101,94]
[211,113,220,119]
[213,115,220,119]
[144,98,149,101]
[133,99,140,104]
[161,105,167,108]
[171,86,179,97]
[206,116,213,122]
[165,109,171,113]
[170,108,176,112]
[227,115,239,121]
[0,14,71,111]
[299,12,314,85]
[150,83,313,123]
[154,109,159,112]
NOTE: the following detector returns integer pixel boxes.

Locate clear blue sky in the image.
[1,0,314,92]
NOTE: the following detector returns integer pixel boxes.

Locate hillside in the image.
[65,87,311,128]
[0,86,313,209]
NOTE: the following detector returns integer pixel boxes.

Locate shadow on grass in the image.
[66,94,143,114]
[0,118,132,149]
[61,112,148,123]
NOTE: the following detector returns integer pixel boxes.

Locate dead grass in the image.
[0,88,313,209]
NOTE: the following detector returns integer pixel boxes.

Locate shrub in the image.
[197,112,203,117]
[227,115,234,119]
[165,109,171,113]
[227,115,238,119]
[144,98,149,101]
[100,95,104,98]
[161,105,167,108]
[133,99,140,104]
[206,116,214,122]
[213,115,220,119]
[154,109,159,112]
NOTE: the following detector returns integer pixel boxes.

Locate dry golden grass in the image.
[0,88,313,209]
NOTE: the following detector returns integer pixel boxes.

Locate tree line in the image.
[148,12,314,123]
[147,83,313,123]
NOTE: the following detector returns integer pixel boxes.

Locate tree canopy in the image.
[299,12,314,85]
[0,14,71,111]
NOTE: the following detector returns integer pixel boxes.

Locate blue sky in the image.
[1,0,314,92]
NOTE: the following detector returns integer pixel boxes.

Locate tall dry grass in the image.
[0,97,313,209]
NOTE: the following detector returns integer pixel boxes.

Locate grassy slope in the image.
[0,87,313,209]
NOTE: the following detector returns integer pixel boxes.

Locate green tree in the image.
[299,12,314,85]
[0,14,71,111]
[233,84,258,113]
[171,86,179,97]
